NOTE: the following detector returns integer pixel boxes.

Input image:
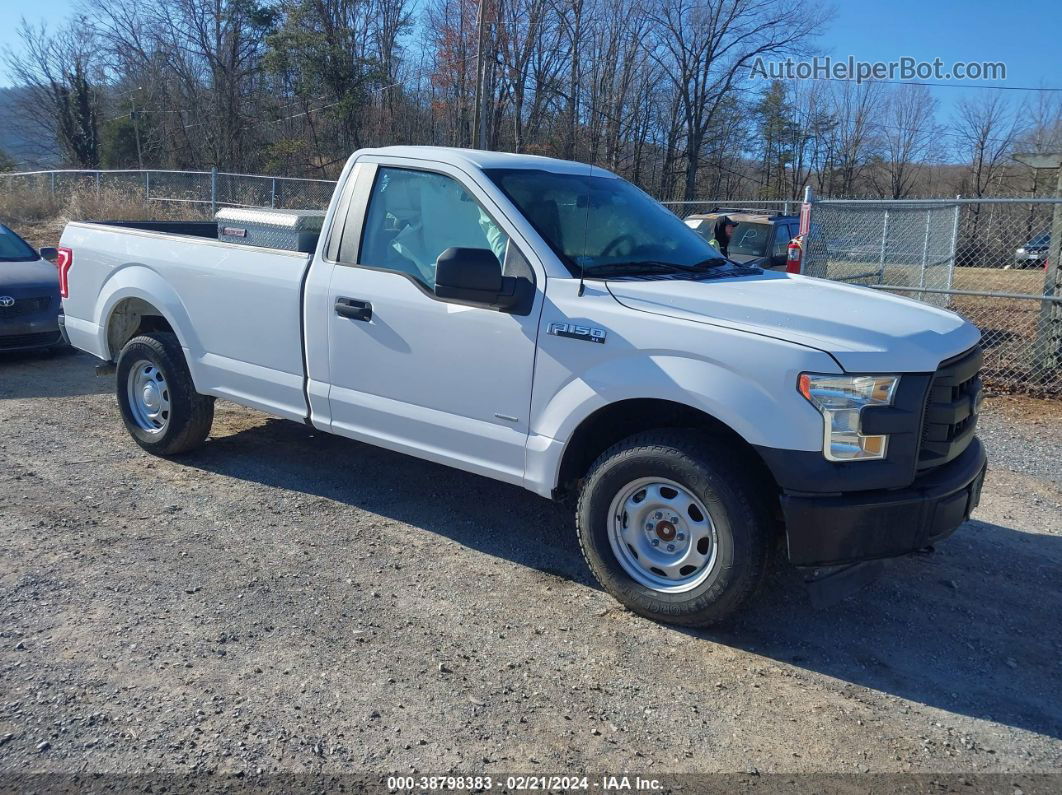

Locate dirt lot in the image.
[1,350,1060,779]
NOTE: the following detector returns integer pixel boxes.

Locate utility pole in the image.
[131,107,143,170]
[123,86,144,169]
[472,0,488,150]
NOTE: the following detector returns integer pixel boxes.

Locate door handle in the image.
[335,297,372,322]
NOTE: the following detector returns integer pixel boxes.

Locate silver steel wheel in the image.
[607,477,719,593]
[126,359,171,434]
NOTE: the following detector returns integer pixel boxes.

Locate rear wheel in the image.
[116,332,213,456]
[576,431,770,626]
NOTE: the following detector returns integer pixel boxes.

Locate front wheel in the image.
[576,431,770,626]
[116,332,214,456]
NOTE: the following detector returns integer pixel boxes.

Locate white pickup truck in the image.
[59,146,987,625]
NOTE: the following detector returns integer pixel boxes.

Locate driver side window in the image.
[359,167,509,290]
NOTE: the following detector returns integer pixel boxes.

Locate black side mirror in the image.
[39,247,59,263]
[434,247,522,310]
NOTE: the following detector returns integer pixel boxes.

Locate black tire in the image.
[576,430,771,626]
[115,332,214,456]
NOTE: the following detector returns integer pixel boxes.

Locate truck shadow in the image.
[184,415,1062,742]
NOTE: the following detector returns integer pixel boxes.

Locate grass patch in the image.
[0,186,209,249]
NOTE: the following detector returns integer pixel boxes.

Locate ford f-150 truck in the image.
[59,146,987,625]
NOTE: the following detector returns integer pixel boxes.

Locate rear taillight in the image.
[57,247,73,298]
[785,239,802,274]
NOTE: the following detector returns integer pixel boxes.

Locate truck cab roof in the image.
[351,146,618,177]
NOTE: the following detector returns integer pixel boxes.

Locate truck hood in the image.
[0,258,59,293]
[606,271,980,372]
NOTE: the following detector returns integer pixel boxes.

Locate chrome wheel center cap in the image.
[142,382,161,411]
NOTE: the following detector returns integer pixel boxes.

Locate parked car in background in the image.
[0,223,66,353]
[1012,232,1050,269]
[684,209,800,271]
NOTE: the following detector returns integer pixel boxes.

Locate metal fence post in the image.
[878,209,890,283]
[50,172,56,195]
[1035,168,1062,372]
[210,167,218,214]
[945,196,961,306]
[145,171,151,203]
[271,177,277,209]
[919,207,931,291]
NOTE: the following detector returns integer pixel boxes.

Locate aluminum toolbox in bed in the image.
[215,208,326,253]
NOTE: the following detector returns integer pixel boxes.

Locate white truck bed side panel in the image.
[60,223,312,421]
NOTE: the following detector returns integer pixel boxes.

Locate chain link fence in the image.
[803,201,960,306]
[0,169,338,211]
[661,199,797,217]
[3,169,1061,396]
[803,198,1062,396]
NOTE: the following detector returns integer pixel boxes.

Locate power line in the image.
[806,75,1062,93]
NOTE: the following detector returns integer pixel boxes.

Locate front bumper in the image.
[782,437,987,567]
[0,330,65,351]
[0,312,64,352]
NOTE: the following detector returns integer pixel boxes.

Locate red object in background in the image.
[799,201,812,237]
[57,247,73,298]
[786,238,803,274]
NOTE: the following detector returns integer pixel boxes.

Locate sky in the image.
[1,0,1060,122]
[783,0,1062,118]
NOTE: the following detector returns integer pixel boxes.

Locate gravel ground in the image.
[974,395,1062,489]
[1,350,1060,779]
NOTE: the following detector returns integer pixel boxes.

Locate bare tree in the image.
[873,84,941,199]
[952,93,1019,198]
[3,18,101,167]
[648,0,815,200]
[5,0,1011,205]
[817,81,883,197]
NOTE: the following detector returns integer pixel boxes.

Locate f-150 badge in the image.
[548,322,607,344]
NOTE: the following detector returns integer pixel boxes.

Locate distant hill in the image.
[0,85,58,169]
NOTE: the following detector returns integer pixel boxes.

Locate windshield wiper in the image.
[690,256,729,268]
[584,258,727,276]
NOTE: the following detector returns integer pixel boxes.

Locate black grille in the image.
[918,346,982,471]
[0,331,63,350]
[0,296,52,318]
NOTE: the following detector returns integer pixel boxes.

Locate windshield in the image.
[0,225,40,262]
[484,168,722,274]
[727,222,771,258]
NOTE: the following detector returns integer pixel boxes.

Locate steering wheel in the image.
[600,234,637,258]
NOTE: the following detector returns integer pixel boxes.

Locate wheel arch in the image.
[105,296,177,361]
[552,398,779,506]
[95,266,200,363]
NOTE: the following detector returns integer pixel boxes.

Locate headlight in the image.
[798,374,900,461]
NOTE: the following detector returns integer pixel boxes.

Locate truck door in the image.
[320,161,543,485]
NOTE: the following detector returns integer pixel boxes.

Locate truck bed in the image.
[91,220,221,239]
[60,220,314,423]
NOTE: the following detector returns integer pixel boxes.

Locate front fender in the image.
[523,351,832,498]
[539,352,827,451]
